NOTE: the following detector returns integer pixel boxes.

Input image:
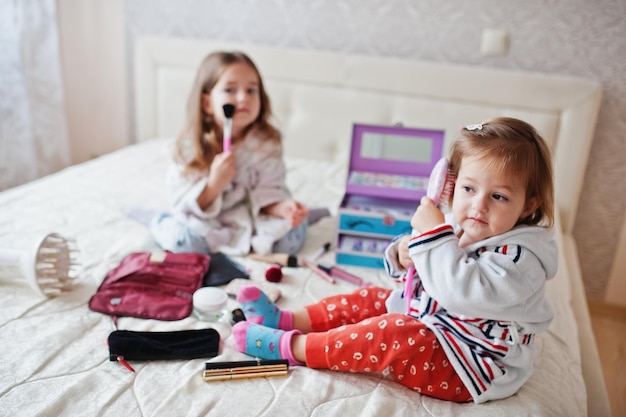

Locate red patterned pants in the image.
[304,287,472,402]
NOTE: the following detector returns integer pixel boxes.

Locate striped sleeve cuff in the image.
[408,224,455,252]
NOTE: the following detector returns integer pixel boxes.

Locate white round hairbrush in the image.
[0,232,80,297]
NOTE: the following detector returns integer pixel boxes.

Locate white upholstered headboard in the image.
[134,36,601,235]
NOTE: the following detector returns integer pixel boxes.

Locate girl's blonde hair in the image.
[174,51,280,174]
[448,117,555,227]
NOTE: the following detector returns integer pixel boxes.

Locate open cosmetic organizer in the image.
[336,123,444,268]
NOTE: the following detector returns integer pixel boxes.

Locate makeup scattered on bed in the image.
[192,287,228,322]
[203,359,289,382]
[224,278,281,302]
[317,264,368,286]
[247,242,331,267]
[300,256,335,284]
[247,252,299,267]
[310,242,331,261]
[247,242,335,284]
[264,264,283,282]
[230,308,246,324]
[336,123,445,269]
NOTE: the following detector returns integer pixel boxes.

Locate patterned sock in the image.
[237,285,293,329]
[232,321,303,366]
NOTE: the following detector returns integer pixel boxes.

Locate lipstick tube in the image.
[301,257,335,284]
[318,264,364,286]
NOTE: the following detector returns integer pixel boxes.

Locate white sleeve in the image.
[166,164,222,219]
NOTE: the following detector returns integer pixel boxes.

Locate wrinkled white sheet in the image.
[0,139,586,416]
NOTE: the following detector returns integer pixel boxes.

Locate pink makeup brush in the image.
[222,104,235,152]
[405,157,455,314]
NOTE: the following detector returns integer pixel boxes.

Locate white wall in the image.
[57,0,128,163]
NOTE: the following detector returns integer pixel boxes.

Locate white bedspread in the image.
[0,139,586,416]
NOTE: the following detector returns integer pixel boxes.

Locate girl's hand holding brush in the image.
[411,196,445,233]
[397,235,414,270]
[198,152,236,208]
[208,151,236,187]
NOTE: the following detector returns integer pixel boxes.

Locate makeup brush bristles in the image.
[222,104,235,152]
[223,104,235,118]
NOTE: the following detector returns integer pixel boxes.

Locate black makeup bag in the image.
[108,328,220,371]
[203,252,249,286]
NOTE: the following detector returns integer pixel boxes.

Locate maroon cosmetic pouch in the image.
[89,251,210,321]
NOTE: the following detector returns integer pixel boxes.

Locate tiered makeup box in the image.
[336,123,445,269]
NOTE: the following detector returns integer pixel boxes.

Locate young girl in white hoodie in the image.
[233,117,557,403]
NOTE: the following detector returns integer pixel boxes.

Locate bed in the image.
[0,36,611,416]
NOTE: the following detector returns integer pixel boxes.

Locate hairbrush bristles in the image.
[442,173,455,206]
[437,170,455,210]
[427,158,455,208]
